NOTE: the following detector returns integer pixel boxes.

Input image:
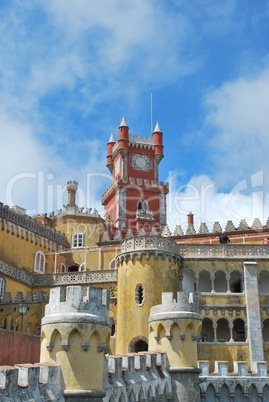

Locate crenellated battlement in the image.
[0,203,67,247]
[0,363,63,402]
[42,286,111,326]
[111,133,154,155]
[199,360,269,397]
[129,133,154,146]
[101,177,169,202]
[103,352,172,402]
[150,291,200,317]
[170,216,269,238]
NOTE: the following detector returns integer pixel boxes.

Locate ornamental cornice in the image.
[116,235,182,267]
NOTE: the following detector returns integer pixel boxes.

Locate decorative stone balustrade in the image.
[0,259,117,288]
[178,244,269,259]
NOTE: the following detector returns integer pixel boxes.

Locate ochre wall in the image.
[116,254,181,354]
[198,343,250,372]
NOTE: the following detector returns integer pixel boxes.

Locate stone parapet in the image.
[102,352,172,401]
[149,291,201,321]
[178,244,269,259]
[0,260,117,288]
[42,286,111,327]
[0,203,67,246]
[0,363,63,402]
[116,235,181,266]
[199,360,269,397]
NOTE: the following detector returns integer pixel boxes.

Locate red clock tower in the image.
[101,117,169,232]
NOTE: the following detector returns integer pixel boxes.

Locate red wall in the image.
[0,329,40,365]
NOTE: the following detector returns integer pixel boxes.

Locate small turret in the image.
[117,116,129,156]
[148,291,202,402]
[40,286,111,400]
[66,181,78,206]
[106,132,116,173]
[153,122,164,164]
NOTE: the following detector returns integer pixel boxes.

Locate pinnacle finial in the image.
[119,116,128,127]
[108,132,116,143]
[154,121,162,133]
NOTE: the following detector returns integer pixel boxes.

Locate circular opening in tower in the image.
[135,283,145,306]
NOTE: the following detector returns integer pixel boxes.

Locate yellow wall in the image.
[198,343,250,372]
[40,322,110,391]
[116,254,181,354]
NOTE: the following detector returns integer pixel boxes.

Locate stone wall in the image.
[0,329,40,366]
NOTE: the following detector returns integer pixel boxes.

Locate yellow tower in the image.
[148,291,203,402]
[115,235,182,354]
[40,286,111,401]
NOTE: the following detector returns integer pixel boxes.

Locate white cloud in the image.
[166,172,269,233]
[203,67,269,189]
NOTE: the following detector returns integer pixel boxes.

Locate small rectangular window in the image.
[72,233,84,248]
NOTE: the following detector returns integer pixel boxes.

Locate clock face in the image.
[131,154,151,171]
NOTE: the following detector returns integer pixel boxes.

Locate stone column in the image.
[243,261,264,370]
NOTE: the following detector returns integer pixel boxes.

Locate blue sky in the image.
[1,0,269,233]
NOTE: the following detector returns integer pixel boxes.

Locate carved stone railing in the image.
[0,259,34,286]
[0,259,117,288]
[32,270,118,287]
[118,240,269,261]
[178,244,269,259]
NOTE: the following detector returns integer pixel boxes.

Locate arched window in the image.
[71,233,84,248]
[182,269,196,293]
[34,251,45,273]
[230,270,243,293]
[134,340,148,352]
[137,200,142,210]
[233,318,246,342]
[135,283,145,306]
[200,318,214,342]
[214,270,227,292]
[67,264,79,272]
[263,318,269,342]
[0,278,5,300]
[199,270,211,292]
[216,318,230,342]
[259,270,269,294]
